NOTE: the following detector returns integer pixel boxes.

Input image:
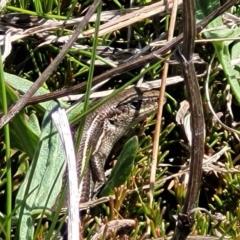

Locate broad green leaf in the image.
[0,84,39,158]
[195,0,240,103]
[2,72,84,158]
[4,71,84,125]
[100,136,138,197]
[27,113,41,136]
[15,101,66,240]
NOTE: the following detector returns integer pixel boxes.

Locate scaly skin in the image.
[76,87,163,203]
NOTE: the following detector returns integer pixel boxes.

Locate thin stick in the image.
[149,0,178,205]
[171,0,204,238]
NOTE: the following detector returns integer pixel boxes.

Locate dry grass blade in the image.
[149,0,178,208]
[83,0,183,38]
[52,109,79,240]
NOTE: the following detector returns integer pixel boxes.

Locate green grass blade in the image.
[0,36,11,240]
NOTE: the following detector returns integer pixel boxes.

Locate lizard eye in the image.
[130,100,142,110]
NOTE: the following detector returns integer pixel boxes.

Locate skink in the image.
[76,87,163,203]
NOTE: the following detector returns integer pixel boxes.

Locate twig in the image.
[171,0,205,239]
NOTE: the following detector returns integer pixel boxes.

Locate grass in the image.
[0,0,240,239]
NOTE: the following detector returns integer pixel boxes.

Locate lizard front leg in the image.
[90,152,107,199]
